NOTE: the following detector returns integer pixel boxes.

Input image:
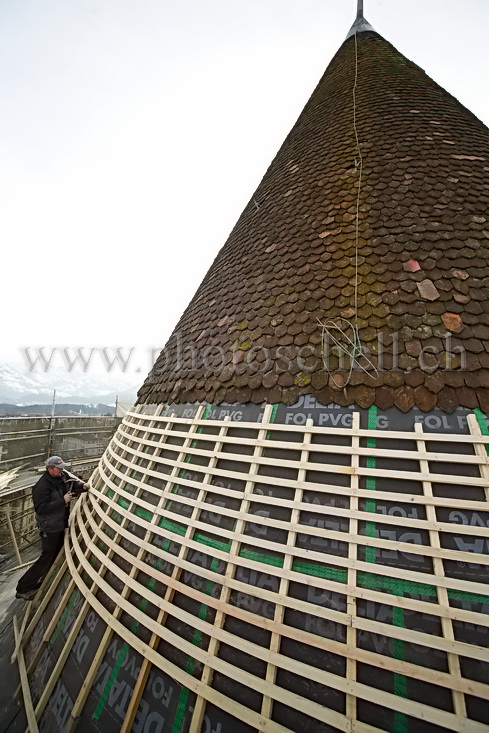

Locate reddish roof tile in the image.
[441,312,463,332]
[403,258,421,273]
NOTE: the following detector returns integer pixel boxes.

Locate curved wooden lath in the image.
[15,404,489,732]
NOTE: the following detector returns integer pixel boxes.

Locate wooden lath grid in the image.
[17,406,489,732]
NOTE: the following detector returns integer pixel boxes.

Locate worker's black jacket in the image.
[33,470,86,534]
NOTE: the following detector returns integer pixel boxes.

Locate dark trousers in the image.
[16,530,65,593]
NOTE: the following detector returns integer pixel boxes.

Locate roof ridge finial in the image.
[346,0,374,39]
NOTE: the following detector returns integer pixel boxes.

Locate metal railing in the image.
[0,415,120,473]
[0,486,38,571]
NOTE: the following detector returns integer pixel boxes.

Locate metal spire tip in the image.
[346,0,374,39]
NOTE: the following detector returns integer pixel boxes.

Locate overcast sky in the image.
[1,0,488,382]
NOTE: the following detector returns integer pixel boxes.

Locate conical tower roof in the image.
[14,17,489,733]
[138,23,489,413]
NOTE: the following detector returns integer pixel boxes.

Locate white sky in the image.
[1,0,488,381]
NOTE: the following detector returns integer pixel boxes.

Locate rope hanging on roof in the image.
[320,29,378,387]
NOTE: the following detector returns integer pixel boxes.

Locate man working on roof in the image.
[15,456,89,600]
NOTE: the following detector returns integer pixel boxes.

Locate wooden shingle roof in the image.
[138,29,489,413]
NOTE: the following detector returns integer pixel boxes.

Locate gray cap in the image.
[46,456,66,469]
